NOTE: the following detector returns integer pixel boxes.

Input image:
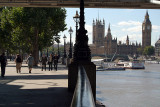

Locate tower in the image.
[105,23,117,54]
[126,35,129,45]
[92,19,105,47]
[142,10,152,48]
[106,23,112,40]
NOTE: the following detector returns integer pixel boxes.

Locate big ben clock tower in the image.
[142,10,152,48]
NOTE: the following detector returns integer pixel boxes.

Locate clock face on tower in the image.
[147,25,150,29]
[143,25,145,30]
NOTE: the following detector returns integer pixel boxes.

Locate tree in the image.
[1,7,67,66]
[137,47,143,55]
[0,7,13,53]
[143,46,155,56]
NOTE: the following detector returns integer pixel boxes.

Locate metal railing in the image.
[70,65,95,107]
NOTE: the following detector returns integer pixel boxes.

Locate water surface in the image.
[96,64,160,107]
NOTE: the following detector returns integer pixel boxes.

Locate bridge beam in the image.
[0,0,160,9]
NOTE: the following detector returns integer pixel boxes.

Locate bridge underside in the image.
[0,0,160,9]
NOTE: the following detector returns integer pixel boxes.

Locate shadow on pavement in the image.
[3,75,68,80]
[0,84,73,107]
[0,75,72,107]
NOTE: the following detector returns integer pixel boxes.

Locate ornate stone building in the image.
[90,11,151,56]
[155,37,160,56]
[104,24,117,55]
[93,19,105,47]
[142,10,152,48]
[90,20,141,56]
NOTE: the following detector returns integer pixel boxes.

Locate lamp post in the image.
[55,34,60,58]
[68,27,73,58]
[63,34,67,58]
[47,48,48,58]
[57,40,60,58]
[73,11,80,42]
[68,0,96,101]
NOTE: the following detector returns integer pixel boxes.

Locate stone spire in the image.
[143,10,151,24]
[106,23,112,40]
[103,19,105,25]
[108,23,111,33]
[145,10,149,19]
[93,19,95,25]
[126,35,129,45]
[127,35,129,40]
[136,41,138,46]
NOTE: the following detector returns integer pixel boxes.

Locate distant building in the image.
[92,19,105,47]
[66,42,73,56]
[89,11,151,56]
[155,37,160,56]
[90,20,141,56]
[142,10,152,48]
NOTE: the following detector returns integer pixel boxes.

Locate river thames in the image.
[96,64,160,107]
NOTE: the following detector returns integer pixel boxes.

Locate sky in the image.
[59,8,160,46]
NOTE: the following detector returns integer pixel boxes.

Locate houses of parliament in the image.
[89,11,152,56]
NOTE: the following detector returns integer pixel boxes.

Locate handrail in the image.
[70,65,95,107]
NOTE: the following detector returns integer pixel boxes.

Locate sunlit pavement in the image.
[0,61,73,107]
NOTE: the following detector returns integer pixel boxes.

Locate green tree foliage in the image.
[143,46,155,56]
[0,7,13,53]
[0,7,66,65]
[137,47,143,55]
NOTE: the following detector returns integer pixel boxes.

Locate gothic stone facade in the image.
[155,38,160,56]
[90,11,151,56]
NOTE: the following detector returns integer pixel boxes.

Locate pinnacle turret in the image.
[108,23,110,31]
[145,10,149,19]
[126,35,129,45]
[127,35,129,40]
[93,19,95,25]
[143,10,151,24]
[103,19,105,24]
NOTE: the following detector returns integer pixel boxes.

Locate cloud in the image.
[152,25,160,32]
[122,28,126,31]
[85,24,92,33]
[118,20,141,26]
[116,20,142,33]
[124,26,142,32]
[85,24,93,44]
[118,34,142,44]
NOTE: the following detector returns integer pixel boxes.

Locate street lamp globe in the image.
[73,11,80,23]
[68,27,73,34]
[63,34,67,40]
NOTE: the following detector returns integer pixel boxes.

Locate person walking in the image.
[53,54,59,71]
[48,54,53,71]
[0,53,7,78]
[41,54,47,71]
[26,54,34,73]
[15,54,22,73]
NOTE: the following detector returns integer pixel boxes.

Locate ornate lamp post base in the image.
[68,61,96,100]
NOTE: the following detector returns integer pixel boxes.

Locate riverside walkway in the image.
[0,61,73,107]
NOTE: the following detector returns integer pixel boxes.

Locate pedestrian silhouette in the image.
[26,54,34,73]
[41,54,47,71]
[15,54,22,73]
[53,53,59,71]
[0,53,7,78]
[48,54,53,71]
